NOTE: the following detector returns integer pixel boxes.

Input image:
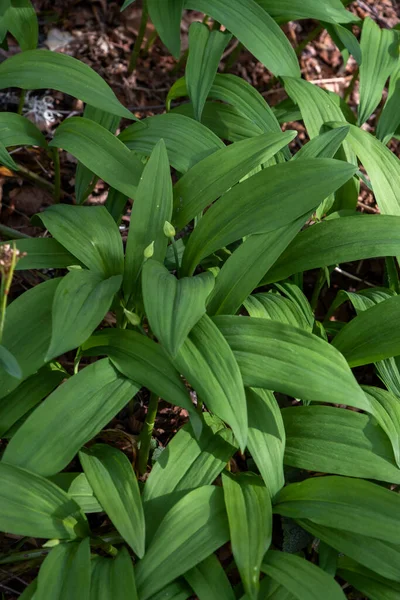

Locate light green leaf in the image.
[186,22,230,121]
[185,554,235,600]
[4,0,38,51]
[274,476,400,544]
[292,126,349,162]
[358,17,399,125]
[123,139,172,303]
[173,131,296,230]
[39,205,124,277]
[90,548,139,600]
[19,580,37,600]
[325,286,394,320]
[282,405,400,484]
[142,259,214,357]
[337,557,400,600]
[119,113,224,173]
[0,345,22,380]
[3,359,138,476]
[1,237,81,271]
[46,270,122,360]
[185,0,300,78]
[50,117,143,199]
[275,282,315,330]
[326,22,362,66]
[36,538,91,600]
[261,551,346,600]
[173,315,247,450]
[223,472,272,599]
[80,444,145,557]
[247,388,285,499]
[181,159,356,275]
[332,294,400,366]
[262,215,400,284]
[0,50,134,119]
[0,462,88,540]
[377,61,400,144]
[135,486,229,600]
[363,385,400,468]
[254,0,356,24]
[0,278,60,399]
[244,292,311,331]
[147,0,185,58]
[0,111,47,147]
[67,473,102,514]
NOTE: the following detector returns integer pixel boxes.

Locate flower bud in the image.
[143,240,154,259]
[163,220,176,238]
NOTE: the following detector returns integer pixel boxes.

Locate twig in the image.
[14,163,56,195]
[221,38,240,61]
[334,266,375,287]
[357,201,378,213]
[0,581,20,596]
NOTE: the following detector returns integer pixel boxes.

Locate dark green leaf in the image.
[90,548,139,600]
[1,238,81,271]
[4,0,38,51]
[0,345,22,380]
[337,557,400,600]
[0,111,47,148]
[254,0,356,24]
[185,554,235,600]
[377,62,400,145]
[147,0,185,58]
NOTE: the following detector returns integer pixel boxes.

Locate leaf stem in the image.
[17,89,27,115]
[137,391,158,475]
[128,0,148,74]
[171,237,180,277]
[0,243,18,343]
[310,268,326,313]
[51,147,61,203]
[385,257,400,294]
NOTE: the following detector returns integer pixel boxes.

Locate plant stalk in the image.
[17,89,27,115]
[16,163,57,195]
[128,0,148,74]
[51,147,61,203]
[0,243,18,343]
[138,392,158,475]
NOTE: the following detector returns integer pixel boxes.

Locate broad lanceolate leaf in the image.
[123,140,172,303]
[214,316,370,412]
[185,0,300,78]
[142,259,214,356]
[185,553,235,600]
[148,581,192,600]
[119,113,224,173]
[377,61,400,145]
[3,359,138,476]
[186,22,230,121]
[292,126,349,162]
[90,548,139,600]
[2,238,81,271]
[36,538,91,600]
[222,472,272,599]
[173,131,296,230]
[81,330,201,434]
[80,444,145,557]
[4,0,38,51]
[363,385,400,469]
[181,159,357,275]
[282,405,400,484]
[262,551,346,600]
[0,278,60,399]
[332,294,400,367]
[358,18,399,125]
[0,345,21,380]
[0,138,18,170]
[337,557,400,600]
[50,118,143,199]
[0,111,46,147]
[65,473,102,514]
[173,315,247,450]
[0,50,134,119]
[39,205,124,277]
[147,0,185,58]
[46,270,122,360]
[0,462,88,539]
[274,476,400,544]
[246,388,285,498]
[325,22,362,66]
[135,486,229,600]
[143,414,237,543]
[244,292,311,331]
[254,0,356,24]
[262,215,400,284]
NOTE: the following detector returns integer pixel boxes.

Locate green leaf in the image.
[121,0,136,9]
[135,486,229,600]
[66,473,102,514]
[143,413,237,543]
[173,131,296,230]
[185,554,235,600]
[274,476,400,544]
[256,578,295,600]
[181,159,357,275]
[0,365,65,437]
[90,548,139,600]
[46,270,122,360]
[105,187,128,224]
[377,61,400,144]
[244,291,311,331]
[39,205,124,277]
[185,0,300,78]
[326,22,362,66]
[50,117,143,199]
[262,215,400,284]
[173,315,247,450]
[222,472,272,599]
[0,138,18,170]
[19,581,37,600]
[1,238,81,270]
[282,405,400,484]
[0,111,47,148]
[213,316,369,412]
[358,18,399,125]
[0,278,60,399]
[337,557,400,600]
[4,0,38,51]
[124,139,172,303]
[148,581,192,600]
[246,388,285,499]
[119,113,224,174]
[261,551,346,600]
[81,329,201,434]
[0,50,134,119]
[80,444,145,557]
[332,294,400,367]
[0,462,88,540]
[0,344,22,380]
[362,385,400,468]
[147,0,185,58]
[253,0,356,24]
[325,286,394,321]
[142,259,214,357]
[186,22,230,121]
[3,359,138,476]
[36,538,91,600]
[292,126,349,162]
